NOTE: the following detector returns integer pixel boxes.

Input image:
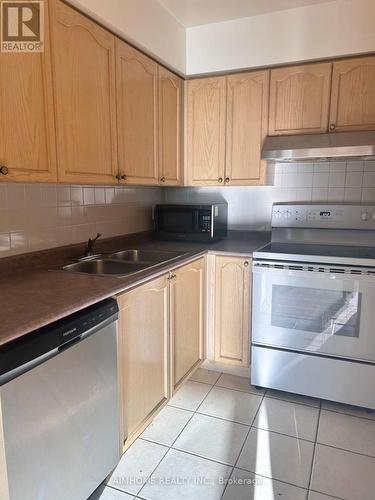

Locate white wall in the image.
[186,0,375,75]
[65,0,186,74]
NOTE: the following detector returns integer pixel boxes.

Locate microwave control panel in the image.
[272,204,375,229]
[200,214,211,232]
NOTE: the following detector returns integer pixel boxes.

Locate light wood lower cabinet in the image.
[170,258,204,391]
[117,258,204,446]
[214,256,251,367]
[117,275,170,446]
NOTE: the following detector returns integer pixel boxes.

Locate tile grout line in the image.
[219,387,267,499]
[136,373,223,499]
[306,399,322,494]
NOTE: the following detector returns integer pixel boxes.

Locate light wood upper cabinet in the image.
[51,1,118,184]
[269,62,332,135]
[117,275,169,445]
[329,56,375,132]
[158,67,183,186]
[214,256,251,367]
[116,39,159,185]
[225,71,269,186]
[170,259,204,391]
[186,77,226,185]
[0,0,56,183]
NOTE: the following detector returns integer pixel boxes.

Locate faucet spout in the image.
[85,233,102,257]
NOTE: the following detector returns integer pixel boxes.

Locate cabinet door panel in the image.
[116,40,158,185]
[171,259,204,390]
[118,276,169,443]
[52,1,117,184]
[0,0,56,182]
[214,256,251,367]
[158,67,182,186]
[186,77,226,185]
[269,63,331,135]
[226,71,269,186]
[330,56,375,132]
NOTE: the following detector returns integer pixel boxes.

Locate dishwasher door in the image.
[1,317,120,500]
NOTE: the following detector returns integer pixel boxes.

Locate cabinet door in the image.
[52,1,118,184]
[117,275,169,445]
[116,39,159,185]
[186,77,226,186]
[158,66,183,186]
[269,63,332,135]
[214,256,251,367]
[0,0,56,183]
[225,71,269,186]
[171,259,204,390]
[329,56,375,132]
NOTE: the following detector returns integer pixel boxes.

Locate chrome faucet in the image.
[85,233,102,257]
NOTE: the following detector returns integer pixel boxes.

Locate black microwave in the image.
[154,203,228,242]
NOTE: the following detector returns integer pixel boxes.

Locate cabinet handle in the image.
[0,166,9,175]
[115,173,121,180]
[330,124,336,131]
[120,173,127,181]
[244,261,249,267]
[168,274,177,281]
[160,176,165,182]
[225,177,230,184]
[218,177,223,183]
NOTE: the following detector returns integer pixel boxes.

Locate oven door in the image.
[252,261,375,363]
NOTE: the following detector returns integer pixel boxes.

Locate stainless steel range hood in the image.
[261,131,375,162]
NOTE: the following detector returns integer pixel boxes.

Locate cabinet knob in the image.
[115,173,121,180]
[120,173,127,180]
[330,124,336,131]
[218,177,223,183]
[160,176,165,182]
[225,177,230,184]
[244,261,249,267]
[0,166,9,175]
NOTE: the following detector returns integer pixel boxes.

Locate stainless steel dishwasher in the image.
[0,298,120,500]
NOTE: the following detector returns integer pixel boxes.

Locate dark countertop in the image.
[0,230,269,347]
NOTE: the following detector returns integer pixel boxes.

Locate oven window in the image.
[158,210,195,233]
[271,285,361,337]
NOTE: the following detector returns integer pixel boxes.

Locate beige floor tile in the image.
[89,485,134,499]
[198,386,262,425]
[266,389,320,408]
[321,400,375,421]
[254,397,320,441]
[308,491,340,500]
[216,373,265,395]
[222,468,308,500]
[141,406,193,446]
[190,368,221,385]
[318,410,375,457]
[311,444,375,500]
[173,413,249,466]
[237,427,315,488]
[140,448,231,500]
[168,380,211,411]
[107,440,168,495]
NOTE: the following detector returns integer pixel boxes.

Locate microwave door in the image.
[252,264,375,363]
[158,208,197,233]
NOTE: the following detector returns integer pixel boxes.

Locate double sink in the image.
[61,249,188,278]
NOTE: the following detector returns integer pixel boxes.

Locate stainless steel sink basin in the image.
[61,259,150,277]
[107,249,186,263]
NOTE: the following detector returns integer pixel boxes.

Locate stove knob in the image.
[284,210,291,219]
[274,210,282,219]
[361,212,371,221]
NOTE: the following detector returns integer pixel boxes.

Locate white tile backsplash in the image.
[0,183,162,257]
[164,160,375,230]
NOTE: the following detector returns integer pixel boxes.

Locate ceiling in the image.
[158,0,335,27]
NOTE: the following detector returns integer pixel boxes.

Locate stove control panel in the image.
[272,204,375,229]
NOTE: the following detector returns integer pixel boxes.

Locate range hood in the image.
[261,131,375,162]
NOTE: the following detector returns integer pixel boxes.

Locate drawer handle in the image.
[120,173,127,181]
[225,177,230,184]
[160,176,166,182]
[0,166,9,175]
[330,124,336,131]
[218,177,223,183]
